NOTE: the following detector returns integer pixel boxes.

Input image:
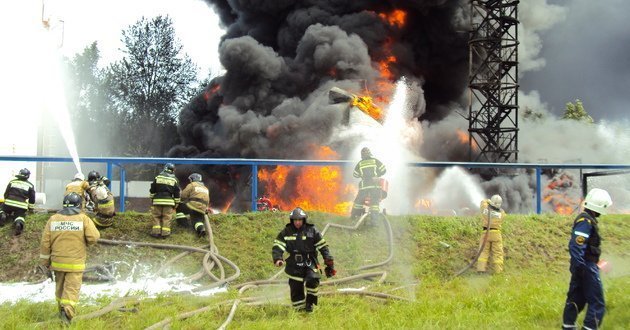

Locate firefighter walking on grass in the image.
[175,173,209,237]
[562,188,612,330]
[39,192,100,324]
[476,194,506,274]
[0,168,36,236]
[149,163,180,238]
[351,147,386,219]
[272,207,336,312]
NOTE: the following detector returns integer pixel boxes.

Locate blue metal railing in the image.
[1,155,629,214]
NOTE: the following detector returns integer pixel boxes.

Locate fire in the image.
[378,9,407,28]
[203,84,220,101]
[258,146,355,215]
[456,129,479,151]
[543,172,580,215]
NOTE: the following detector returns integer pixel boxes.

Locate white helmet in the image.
[74,173,85,181]
[489,194,503,209]
[584,188,612,215]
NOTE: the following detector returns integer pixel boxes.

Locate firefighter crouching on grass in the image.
[562,188,612,330]
[476,194,506,274]
[272,207,336,313]
[351,147,386,219]
[175,173,209,237]
[86,171,116,228]
[39,192,100,324]
[0,168,36,236]
[149,163,180,238]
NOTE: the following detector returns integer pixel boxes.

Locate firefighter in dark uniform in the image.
[39,192,100,324]
[0,168,36,235]
[272,207,336,312]
[175,173,209,237]
[351,147,386,218]
[149,163,180,238]
[562,188,612,330]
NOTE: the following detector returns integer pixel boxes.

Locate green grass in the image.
[0,211,629,329]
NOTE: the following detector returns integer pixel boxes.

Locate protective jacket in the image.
[65,179,90,204]
[3,177,36,210]
[272,223,332,280]
[150,171,180,206]
[39,208,100,272]
[353,157,386,187]
[87,182,115,218]
[480,199,506,230]
[181,181,209,213]
[569,212,601,269]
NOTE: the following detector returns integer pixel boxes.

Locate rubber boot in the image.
[304,303,313,313]
[14,220,24,236]
[60,309,71,325]
[196,225,207,238]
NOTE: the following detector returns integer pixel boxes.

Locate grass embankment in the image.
[0,211,629,329]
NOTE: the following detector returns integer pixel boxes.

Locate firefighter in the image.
[272,207,336,312]
[562,188,612,330]
[0,168,36,236]
[39,192,100,324]
[149,163,180,238]
[476,194,506,274]
[64,173,90,209]
[174,173,209,237]
[86,172,116,228]
[351,147,386,218]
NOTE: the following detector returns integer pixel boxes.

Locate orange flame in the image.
[379,9,407,28]
[456,129,479,151]
[352,95,383,122]
[258,146,354,215]
[543,173,580,215]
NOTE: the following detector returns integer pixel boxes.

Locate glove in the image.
[324,258,336,278]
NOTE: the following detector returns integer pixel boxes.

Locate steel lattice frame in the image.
[468,0,519,163]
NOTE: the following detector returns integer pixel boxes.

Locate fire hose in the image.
[453,208,492,277]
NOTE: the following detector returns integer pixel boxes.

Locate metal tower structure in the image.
[468,0,519,163]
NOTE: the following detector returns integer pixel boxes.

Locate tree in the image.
[562,99,594,123]
[106,15,198,157]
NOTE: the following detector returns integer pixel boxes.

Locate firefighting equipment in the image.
[175,180,209,236]
[324,258,336,278]
[40,197,100,322]
[289,207,307,222]
[38,264,54,280]
[164,163,176,174]
[87,183,115,227]
[563,208,607,330]
[74,173,85,181]
[352,153,386,217]
[188,173,202,182]
[17,168,30,179]
[583,188,612,215]
[361,147,372,160]
[63,193,82,208]
[476,198,506,274]
[272,208,334,311]
[87,171,100,182]
[489,194,502,209]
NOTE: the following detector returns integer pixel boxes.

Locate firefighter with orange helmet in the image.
[175,173,209,237]
[562,188,612,330]
[0,168,36,235]
[476,194,506,274]
[351,147,386,218]
[64,173,90,209]
[272,207,336,312]
[39,192,100,324]
[149,163,180,238]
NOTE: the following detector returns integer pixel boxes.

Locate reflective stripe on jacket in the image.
[4,178,36,210]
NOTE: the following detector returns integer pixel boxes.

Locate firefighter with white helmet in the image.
[86,170,116,228]
[175,173,210,237]
[39,192,100,324]
[64,173,90,209]
[0,168,36,235]
[476,194,506,274]
[272,207,336,312]
[562,188,612,330]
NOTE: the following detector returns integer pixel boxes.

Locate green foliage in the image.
[1,211,629,328]
[105,15,198,157]
[563,99,594,123]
